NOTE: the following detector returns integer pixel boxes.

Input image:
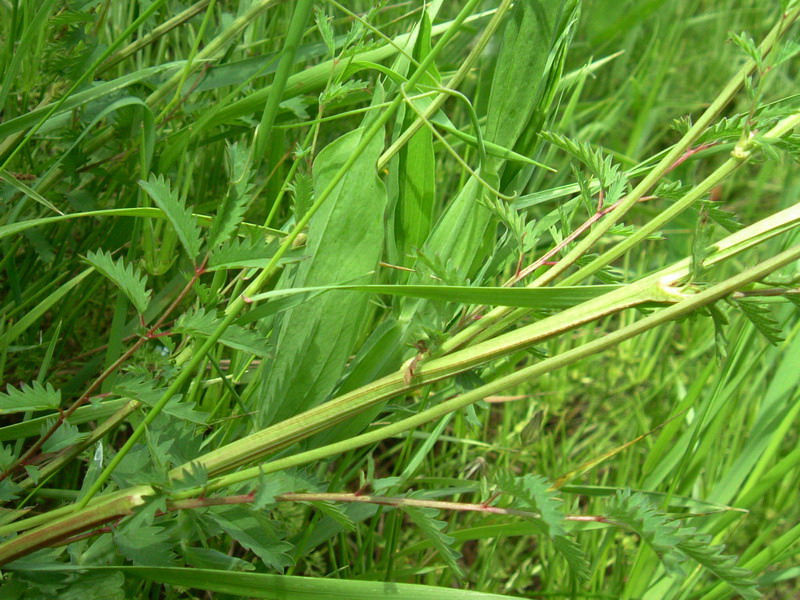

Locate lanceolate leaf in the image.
[483,1,569,153]
[258,105,388,427]
[139,174,203,261]
[84,249,151,314]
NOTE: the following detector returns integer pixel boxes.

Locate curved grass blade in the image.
[0,208,284,242]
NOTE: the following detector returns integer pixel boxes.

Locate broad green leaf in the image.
[258,110,387,427]
[500,1,580,190]
[139,174,203,261]
[84,249,151,315]
[483,2,567,152]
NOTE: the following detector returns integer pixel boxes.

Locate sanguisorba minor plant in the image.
[1,0,800,597]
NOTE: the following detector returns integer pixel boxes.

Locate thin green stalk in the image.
[144,0,281,107]
[565,110,800,285]
[263,126,315,227]
[253,0,313,158]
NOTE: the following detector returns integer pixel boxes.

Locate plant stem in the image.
[197,242,800,495]
[252,0,314,159]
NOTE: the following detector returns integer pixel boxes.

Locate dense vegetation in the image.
[1,1,799,598]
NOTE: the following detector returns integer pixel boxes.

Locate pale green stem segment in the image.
[252,0,314,158]
[178,279,677,476]
[75,0,485,510]
[170,197,800,479]
[185,242,800,496]
[0,485,152,565]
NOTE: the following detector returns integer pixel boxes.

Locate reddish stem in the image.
[0,257,208,483]
[664,142,719,174]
